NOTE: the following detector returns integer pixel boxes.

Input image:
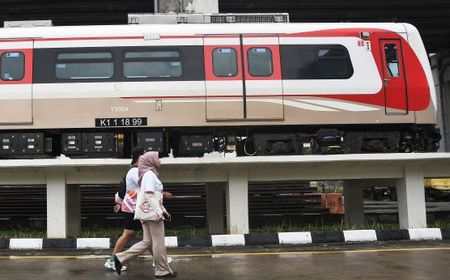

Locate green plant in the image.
[0,219,447,239]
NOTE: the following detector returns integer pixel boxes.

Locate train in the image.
[0,22,441,158]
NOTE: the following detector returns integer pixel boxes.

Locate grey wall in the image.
[432,52,450,152]
[157,0,218,13]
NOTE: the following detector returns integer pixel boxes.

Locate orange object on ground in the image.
[321,193,344,214]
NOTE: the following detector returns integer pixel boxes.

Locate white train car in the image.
[0,22,440,158]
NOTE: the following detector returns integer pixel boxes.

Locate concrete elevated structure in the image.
[1,153,450,238]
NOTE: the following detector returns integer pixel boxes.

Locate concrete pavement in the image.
[1,243,449,280]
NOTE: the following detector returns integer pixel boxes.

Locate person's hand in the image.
[163,191,173,199]
[113,204,121,213]
[156,213,165,222]
[163,212,171,221]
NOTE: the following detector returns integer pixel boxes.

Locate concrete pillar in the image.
[343,180,365,225]
[396,165,427,228]
[46,170,80,238]
[206,182,225,234]
[46,170,68,238]
[226,169,249,234]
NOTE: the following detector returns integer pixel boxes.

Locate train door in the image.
[204,35,244,120]
[380,39,407,114]
[0,40,33,124]
[204,35,283,120]
[243,35,283,119]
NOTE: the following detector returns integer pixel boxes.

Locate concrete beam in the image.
[160,169,228,183]
[0,170,46,185]
[248,165,403,181]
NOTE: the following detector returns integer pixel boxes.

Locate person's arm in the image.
[162,207,171,221]
[161,192,172,220]
[163,191,173,199]
[114,192,122,212]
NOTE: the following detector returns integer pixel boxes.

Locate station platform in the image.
[1,153,450,238]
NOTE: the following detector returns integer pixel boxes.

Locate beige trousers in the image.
[116,220,172,276]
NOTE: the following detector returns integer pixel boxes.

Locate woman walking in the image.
[104,146,145,271]
[113,151,176,278]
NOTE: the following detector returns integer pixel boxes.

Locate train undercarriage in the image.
[0,124,441,159]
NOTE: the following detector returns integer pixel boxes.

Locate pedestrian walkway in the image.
[1,244,449,280]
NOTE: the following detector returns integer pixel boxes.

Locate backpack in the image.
[117,164,137,199]
[117,176,127,200]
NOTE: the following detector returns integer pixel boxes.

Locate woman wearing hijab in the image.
[104,146,145,271]
[113,151,176,278]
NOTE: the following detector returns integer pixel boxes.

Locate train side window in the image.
[123,50,182,78]
[247,47,273,77]
[384,44,400,77]
[316,47,352,78]
[55,52,113,80]
[212,48,238,77]
[280,45,353,79]
[1,52,25,81]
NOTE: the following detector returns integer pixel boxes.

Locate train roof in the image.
[0,22,413,39]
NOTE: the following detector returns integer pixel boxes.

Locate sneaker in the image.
[152,256,173,267]
[155,271,177,279]
[104,258,127,272]
[104,259,114,270]
[113,254,124,275]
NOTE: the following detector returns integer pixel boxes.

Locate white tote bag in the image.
[134,190,161,221]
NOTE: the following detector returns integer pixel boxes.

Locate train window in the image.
[212,48,238,77]
[247,47,273,76]
[55,52,114,80]
[384,44,400,77]
[316,47,352,78]
[280,45,353,79]
[123,50,182,78]
[1,52,25,81]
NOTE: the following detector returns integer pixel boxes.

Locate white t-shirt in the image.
[121,166,139,213]
[141,170,164,193]
[126,167,139,190]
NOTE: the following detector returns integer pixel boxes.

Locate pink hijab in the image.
[137,151,160,186]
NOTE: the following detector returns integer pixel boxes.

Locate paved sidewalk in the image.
[1,244,450,280]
